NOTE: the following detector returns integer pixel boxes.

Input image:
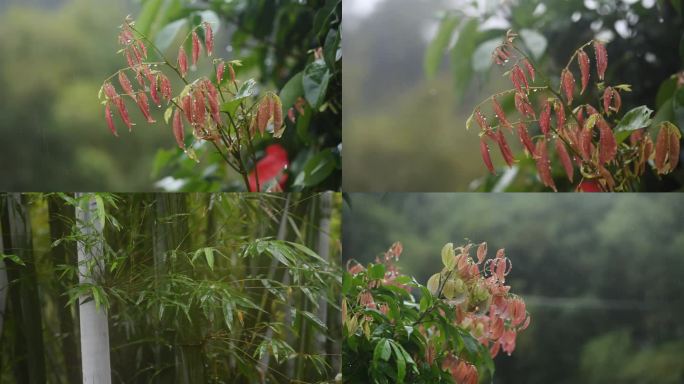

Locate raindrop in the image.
[504,59,509,63]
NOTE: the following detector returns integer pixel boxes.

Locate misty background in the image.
[343,0,683,191]
[343,193,684,383]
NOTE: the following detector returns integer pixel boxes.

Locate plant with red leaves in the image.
[343,241,529,383]
[466,30,682,192]
[99,16,290,192]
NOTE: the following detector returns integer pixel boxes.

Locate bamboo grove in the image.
[0,192,342,383]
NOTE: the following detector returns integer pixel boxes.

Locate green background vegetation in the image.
[343,193,684,383]
[0,0,341,191]
[0,0,166,190]
[1,192,342,383]
[343,0,684,191]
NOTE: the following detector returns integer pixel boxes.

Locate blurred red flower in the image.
[248,144,289,192]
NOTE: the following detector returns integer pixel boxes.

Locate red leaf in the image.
[480,137,496,174]
[149,76,161,106]
[216,62,225,84]
[257,98,270,135]
[598,119,617,164]
[492,97,511,131]
[535,139,557,191]
[159,74,172,101]
[125,48,136,69]
[177,46,188,77]
[514,65,528,90]
[514,92,535,119]
[192,89,206,126]
[561,69,575,105]
[474,108,489,131]
[554,100,566,131]
[172,109,185,149]
[136,91,155,123]
[539,99,551,136]
[103,82,118,100]
[105,103,117,136]
[118,71,135,97]
[580,125,593,161]
[521,59,535,82]
[205,80,221,125]
[517,122,535,155]
[654,126,669,173]
[114,97,133,130]
[594,41,608,81]
[203,22,214,56]
[577,179,603,192]
[229,64,236,83]
[137,41,148,59]
[555,138,574,182]
[669,129,680,172]
[181,95,193,124]
[602,87,612,115]
[273,97,283,132]
[191,31,201,66]
[578,50,590,94]
[602,87,621,115]
[495,130,516,167]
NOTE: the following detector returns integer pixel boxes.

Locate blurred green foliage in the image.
[344,0,684,191]
[138,0,342,191]
[0,0,172,191]
[343,193,684,383]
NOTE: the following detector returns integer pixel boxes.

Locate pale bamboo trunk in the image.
[76,194,112,384]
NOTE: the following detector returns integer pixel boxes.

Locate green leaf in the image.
[426,273,441,295]
[451,18,479,100]
[94,195,106,230]
[136,0,164,36]
[441,242,455,270]
[519,29,547,60]
[342,272,353,295]
[373,339,391,365]
[389,341,407,383]
[163,106,174,124]
[235,79,258,99]
[472,37,502,72]
[300,310,327,331]
[323,28,341,70]
[424,14,459,79]
[204,247,214,270]
[279,72,304,111]
[656,76,677,109]
[0,253,25,266]
[293,149,336,187]
[614,106,654,143]
[154,18,187,52]
[302,60,331,109]
[673,87,684,128]
[368,264,386,280]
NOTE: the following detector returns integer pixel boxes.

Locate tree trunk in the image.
[0,225,7,341]
[153,193,198,383]
[0,193,47,384]
[76,193,112,384]
[48,195,82,384]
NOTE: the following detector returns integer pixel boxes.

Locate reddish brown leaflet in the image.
[577,50,590,94]
[594,41,608,81]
